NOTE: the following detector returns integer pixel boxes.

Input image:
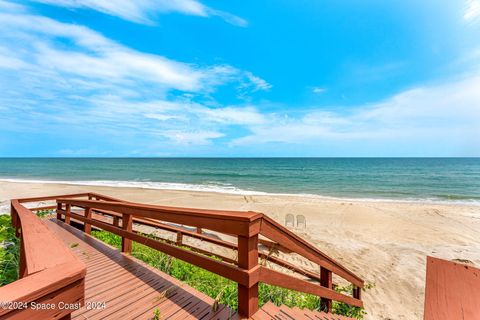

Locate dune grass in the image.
[91,230,365,318]
[0,215,19,286]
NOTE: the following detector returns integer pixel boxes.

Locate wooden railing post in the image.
[113,216,119,227]
[320,267,333,312]
[84,207,92,234]
[65,204,71,225]
[176,231,183,245]
[121,213,133,254]
[237,234,259,318]
[56,202,62,220]
[353,286,362,300]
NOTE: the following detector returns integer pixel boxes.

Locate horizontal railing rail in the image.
[56,193,364,317]
[0,194,87,320]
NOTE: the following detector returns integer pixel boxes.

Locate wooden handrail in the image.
[56,194,364,317]
[0,196,87,319]
[57,209,256,286]
[260,215,364,287]
[58,198,263,236]
[84,209,320,280]
[16,193,90,203]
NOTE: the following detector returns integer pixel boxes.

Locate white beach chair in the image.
[285,214,295,228]
[296,214,306,229]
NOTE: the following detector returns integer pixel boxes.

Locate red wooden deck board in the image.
[424,256,480,320]
[44,218,237,320]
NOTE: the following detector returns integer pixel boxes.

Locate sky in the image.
[0,0,479,157]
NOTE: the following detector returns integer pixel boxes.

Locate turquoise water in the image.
[0,158,479,203]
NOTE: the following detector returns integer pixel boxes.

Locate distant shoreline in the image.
[1,178,478,206]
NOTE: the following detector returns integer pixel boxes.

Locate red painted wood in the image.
[259,267,363,308]
[65,204,71,225]
[260,216,363,288]
[1,197,86,320]
[50,193,364,314]
[17,193,89,203]
[84,208,92,234]
[60,209,254,286]
[424,256,480,320]
[56,202,63,219]
[321,267,333,312]
[237,235,259,318]
[121,213,133,254]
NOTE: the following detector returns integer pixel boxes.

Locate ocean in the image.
[0,158,479,204]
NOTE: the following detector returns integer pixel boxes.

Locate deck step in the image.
[253,302,356,320]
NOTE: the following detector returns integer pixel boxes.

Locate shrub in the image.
[0,215,19,286]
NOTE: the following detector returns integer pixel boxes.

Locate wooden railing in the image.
[0,194,87,320]
[56,192,364,317]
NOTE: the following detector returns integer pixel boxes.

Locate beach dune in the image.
[1,180,480,320]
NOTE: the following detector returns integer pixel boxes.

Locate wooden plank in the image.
[0,279,84,320]
[17,193,89,203]
[57,199,262,236]
[10,200,78,274]
[40,220,223,320]
[424,256,480,320]
[0,262,85,317]
[259,267,363,308]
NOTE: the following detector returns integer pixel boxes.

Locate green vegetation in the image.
[92,230,365,318]
[35,209,54,218]
[0,209,54,286]
[0,215,19,286]
[152,308,161,320]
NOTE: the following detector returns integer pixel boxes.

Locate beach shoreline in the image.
[2,180,480,319]
[1,178,478,207]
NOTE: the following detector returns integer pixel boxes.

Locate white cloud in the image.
[465,0,480,22]
[0,11,227,92]
[244,72,272,91]
[0,6,268,148]
[195,106,265,125]
[231,74,480,150]
[0,8,267,94]
[161,130,224,145]
[31,0,247,26]
[312,87,326,94]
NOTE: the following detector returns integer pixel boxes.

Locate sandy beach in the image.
[1,180,480,320]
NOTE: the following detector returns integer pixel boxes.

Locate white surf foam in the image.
[1,178,479,206]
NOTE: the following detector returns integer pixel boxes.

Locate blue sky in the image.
[0,0,479,157]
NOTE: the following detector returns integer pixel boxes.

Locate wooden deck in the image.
[45,218,239,320]
[45,218,355,320]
